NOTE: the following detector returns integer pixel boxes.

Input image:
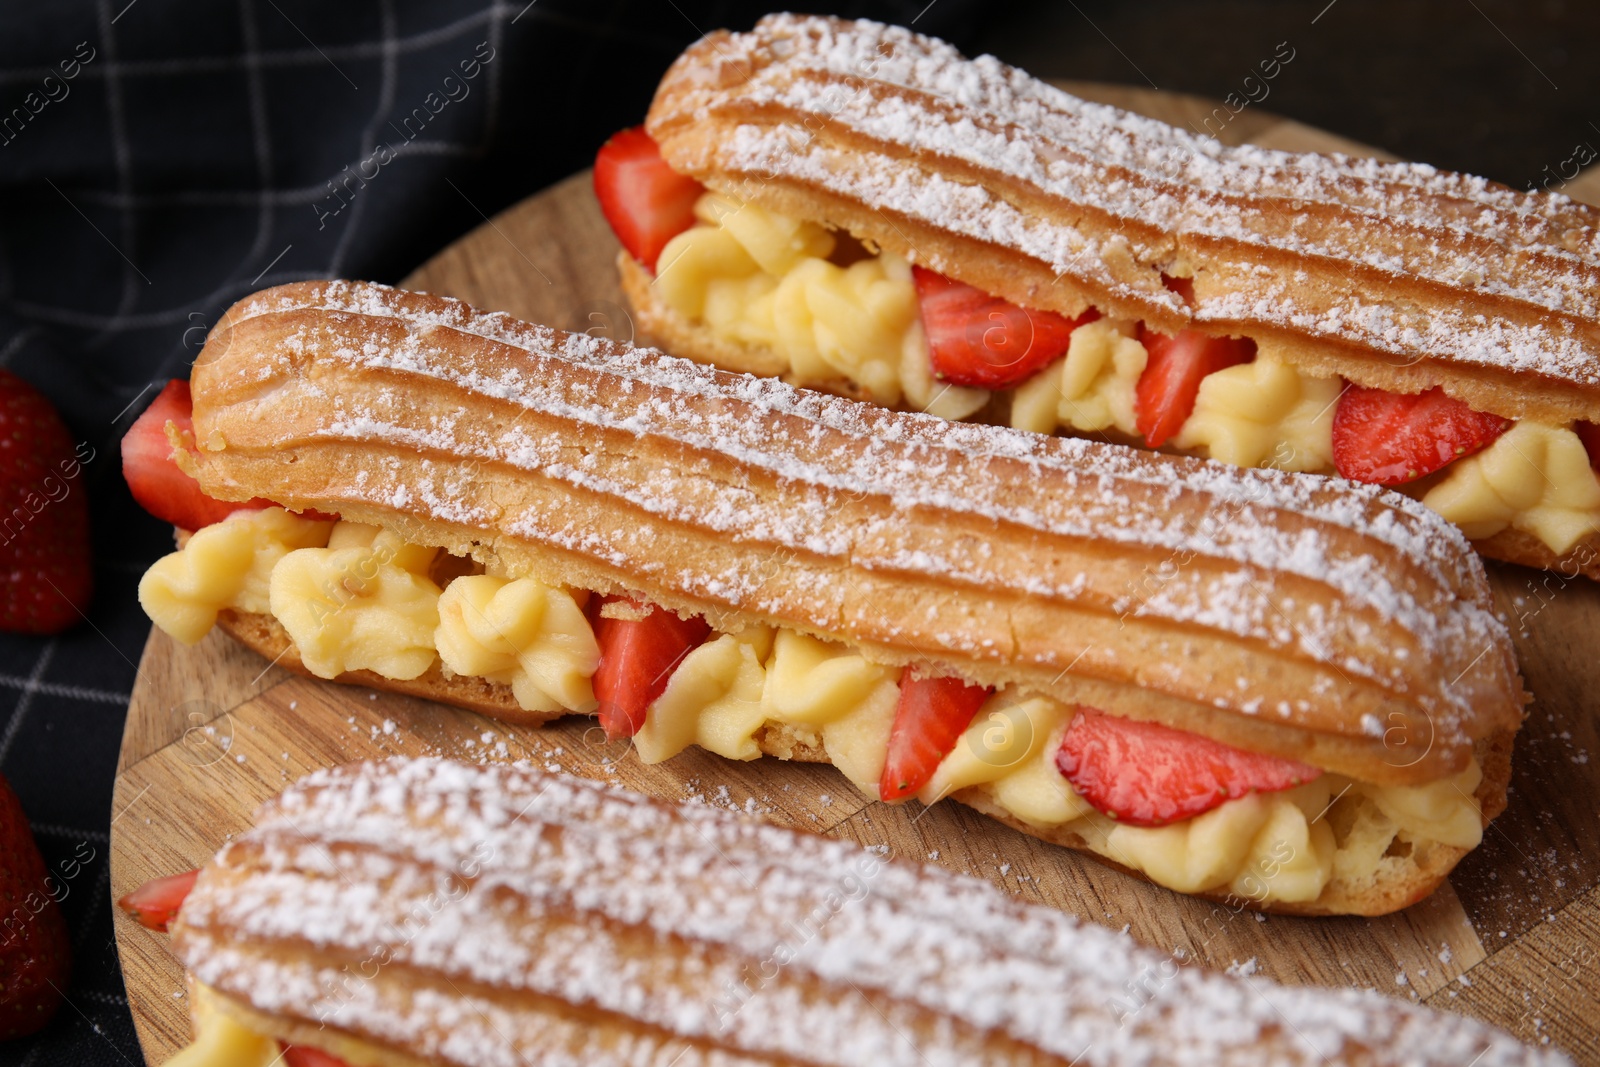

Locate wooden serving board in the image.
[110,84,1600,1066]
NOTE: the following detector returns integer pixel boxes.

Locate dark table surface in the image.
[0,2,1592,1064]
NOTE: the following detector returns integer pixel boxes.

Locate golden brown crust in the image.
[1473,527,1600,579]
[215,610,562,727]
[181,268,1516,921]
[627,29,1600,585]
[627,257,1600,580]
[186,280,1523,790]
[1474,723,1515,829]
[646,16,1600,427]
[171,760,1559,1066]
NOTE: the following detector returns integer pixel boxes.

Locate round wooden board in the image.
[111,83,1600,1066]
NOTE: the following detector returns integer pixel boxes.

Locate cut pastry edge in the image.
[211,608,1509,918]
[1471,524,1600,582]
[161,482,1504,793]
[217,609,563,728]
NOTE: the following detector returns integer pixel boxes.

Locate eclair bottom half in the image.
[140,507,1509,917]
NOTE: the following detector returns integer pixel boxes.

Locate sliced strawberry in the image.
[116,868,199,932]
[588,595,711,741]
[283,1046,355,1067]
[594,127,705,273]
[1332,385,1510,485]
[1055,708,1321,827]
[879,670,992,801]
[1574,421,1600,471]
[1133,327,1254,448]
[122,380,271,530]
[912,267,1096,389]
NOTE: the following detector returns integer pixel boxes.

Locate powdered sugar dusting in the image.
[653,15,1600,391]
[206,280,1520,749]
[173,759,1564,1067]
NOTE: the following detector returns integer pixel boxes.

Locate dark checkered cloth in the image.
[6,1,1586,1063]
[0,2,995,1062]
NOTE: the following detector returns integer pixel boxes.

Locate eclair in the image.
[595,14,1600,578]
[128,758,1568,1067]
[125,279,1526,916]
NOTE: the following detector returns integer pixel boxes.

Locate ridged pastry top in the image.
[173,758,1562,1067]
[189,281,1522,783]
[646,15,1600,423]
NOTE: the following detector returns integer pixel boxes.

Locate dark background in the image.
[989,0,1596,191]
[0,1,1591,1063]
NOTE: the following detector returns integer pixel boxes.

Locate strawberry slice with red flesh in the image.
[283,1046,355,1067]
[594,126,705,273]
[879,670,993,802]
[1331,385,1510,485]
[912,267,1097,390]
[122,379,273,530]
[588,595,711,741]
[1133,326,1255,448]
[1055,708,1321,827]
[1578,422,1600,470]
[117,868,199,932]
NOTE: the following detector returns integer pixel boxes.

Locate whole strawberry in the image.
[0,370,92,633]
[0,772,69,1039]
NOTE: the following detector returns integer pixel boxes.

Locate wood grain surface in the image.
[110,83,1600,1066]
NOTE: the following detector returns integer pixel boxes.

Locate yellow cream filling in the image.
[655,199,1600,555]
[138,507,336,644]
[1172,355,1343,472]
[950,702,1483,903]
[1423,420,1600,554]
[1013,342,1600,550]
[634,628,773,763]
[655,194,989,420]
[435,574,598,713]
[170,984,412,1067]
[636,629,901,792]
[1010,319,1148,439]
[142,511,1483,906]
[269,523,443,681]
[166,986,280,1067]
